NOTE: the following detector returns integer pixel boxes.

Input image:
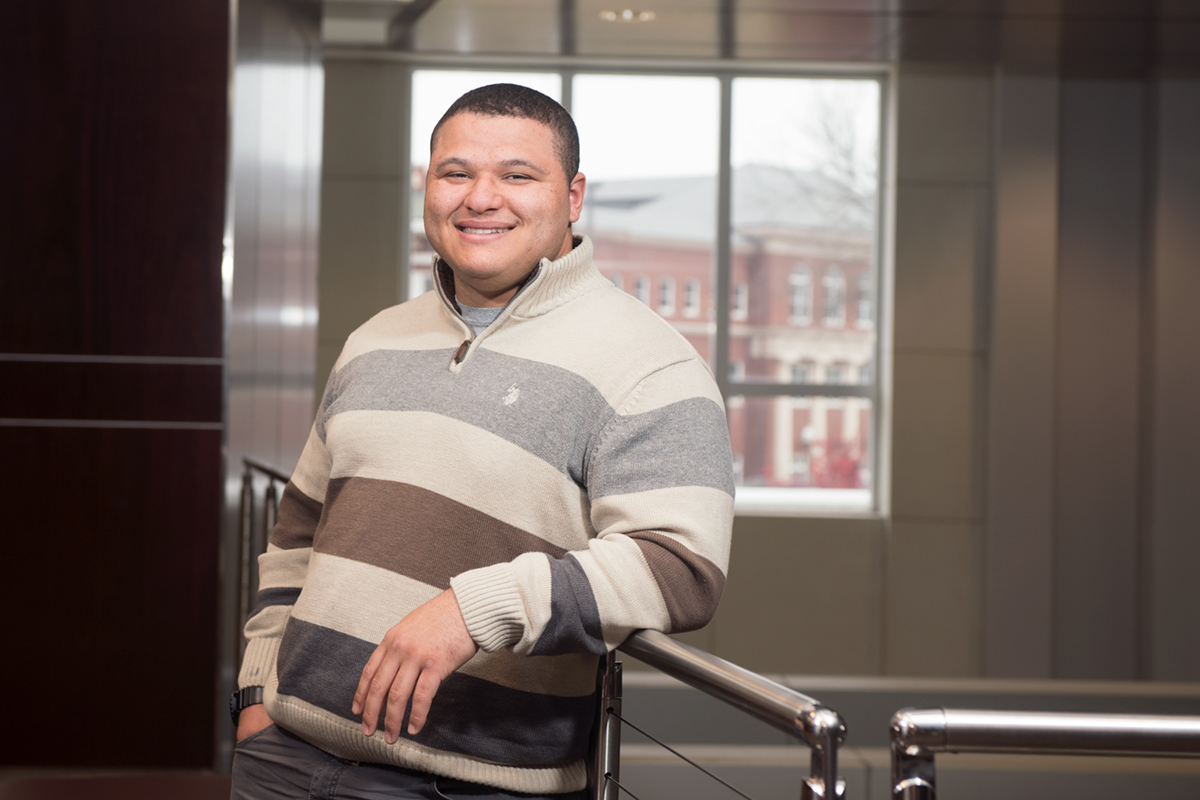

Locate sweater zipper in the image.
[453,339,470,364]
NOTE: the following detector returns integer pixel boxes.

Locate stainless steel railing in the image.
[237,458,850,799]
[890,707,1200,799]
[591,631,847,800]
[235,456,290,664]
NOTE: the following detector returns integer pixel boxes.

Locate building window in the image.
[825,362,846,384]
[732,282,748,320]
[857,274,873,328]
[823,266,846,327]
[791,361,814,384]
[789,268,812,324]
[634,276,650,305]
[684,279,701,317]
[659,277,675,315]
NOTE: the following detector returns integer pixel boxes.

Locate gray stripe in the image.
[275,618,595,765]
[250,586,301,616]
[0,419,224,430]
[530,555,607,657]
[318,349,613,484]
[589,396,735,499]
[0,353,224,365]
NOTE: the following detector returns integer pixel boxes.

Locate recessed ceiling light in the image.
[599,9,656,23]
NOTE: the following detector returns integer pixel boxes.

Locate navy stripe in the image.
[275,618,596,766]
[317,348,612,484]
[589,396,735,498]
[530,555,607,657]
[251,586,302,616]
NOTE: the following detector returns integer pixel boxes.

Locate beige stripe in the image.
[292,424,332,502]
[615,358,724,414]
[264,687,586,794]
[335,293,465,370]
[245,604,292,638]
[491,287,706,407]
[258,544,312,589]
[290,552,441,644]
[572,534,671,648]
[591,485,733,569]
[325,410,593,551]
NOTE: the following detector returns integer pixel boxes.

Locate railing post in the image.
[236,467,255,662]
[800,707,846,799]
[589,651,622,800]
[891,742,935,800]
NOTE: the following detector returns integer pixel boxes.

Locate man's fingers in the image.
[358,645,404,737]
[383,663,420,744]
[352,646,385,716]
[407,668,445,735]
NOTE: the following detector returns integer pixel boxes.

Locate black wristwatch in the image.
[229,686,264,725]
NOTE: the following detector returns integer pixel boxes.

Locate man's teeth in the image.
[462,227,509,235]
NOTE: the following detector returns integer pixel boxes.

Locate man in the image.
[231,83,734,799]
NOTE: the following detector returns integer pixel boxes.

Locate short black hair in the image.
[431,83,580,182]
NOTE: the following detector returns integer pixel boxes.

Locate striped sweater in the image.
[239,236,734,793]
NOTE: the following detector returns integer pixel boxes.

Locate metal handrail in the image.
[235,457,287,664]
[596,630,847,800]
[890,707,1200,799]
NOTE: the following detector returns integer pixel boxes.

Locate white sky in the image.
[411,70,879,183]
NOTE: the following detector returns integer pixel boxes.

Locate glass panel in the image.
[728,395,873,513]
[729,77,879,385]
[407,70,563,298]
[573,74,720,366]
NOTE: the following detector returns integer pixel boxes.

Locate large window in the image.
[406,68,883,514]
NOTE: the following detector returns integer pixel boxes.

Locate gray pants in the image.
[230,725,588,800]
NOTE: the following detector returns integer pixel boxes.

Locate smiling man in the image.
[230,84,734,800]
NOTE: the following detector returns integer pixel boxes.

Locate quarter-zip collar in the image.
[432,235,610,371]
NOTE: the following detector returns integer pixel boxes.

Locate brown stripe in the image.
[314,477,568,588]
[270,482,324,550]
[631,532,726,632]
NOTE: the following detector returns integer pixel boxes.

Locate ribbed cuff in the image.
[238,635,281,689]
[450,563,526,653]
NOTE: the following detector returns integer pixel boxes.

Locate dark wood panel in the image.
[0,362,222,422]
[0,427,222,768]
[0,0,227,357]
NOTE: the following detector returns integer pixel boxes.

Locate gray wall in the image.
[316,56,1200,682]
[221,0,324,765]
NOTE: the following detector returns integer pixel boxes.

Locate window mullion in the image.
[715,74,733,399]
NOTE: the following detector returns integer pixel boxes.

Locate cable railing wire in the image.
[610,708,757,800]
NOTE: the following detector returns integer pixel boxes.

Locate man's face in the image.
[424,112,586,308]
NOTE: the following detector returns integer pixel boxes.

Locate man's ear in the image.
[567,172,586,224]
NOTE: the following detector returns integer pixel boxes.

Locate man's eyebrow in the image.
[499,159,549,174]
[433,156,549,175]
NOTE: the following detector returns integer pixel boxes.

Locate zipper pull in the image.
[453,340,470,364]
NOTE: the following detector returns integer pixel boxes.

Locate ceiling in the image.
[320,0,1200,75]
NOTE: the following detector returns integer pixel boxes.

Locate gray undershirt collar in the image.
[459,303,505,336]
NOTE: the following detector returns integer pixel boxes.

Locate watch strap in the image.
[229,686,264,725]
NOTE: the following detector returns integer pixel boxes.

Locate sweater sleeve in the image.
[237,422,333,689]
[451,357,735,656]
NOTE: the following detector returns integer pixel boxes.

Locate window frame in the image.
[396,57,891,517]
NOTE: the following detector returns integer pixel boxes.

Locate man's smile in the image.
[458,225,513,235]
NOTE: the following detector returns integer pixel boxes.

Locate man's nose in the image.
[464,176,502,212]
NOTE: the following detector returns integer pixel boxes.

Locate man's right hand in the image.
[236,703,273,742]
